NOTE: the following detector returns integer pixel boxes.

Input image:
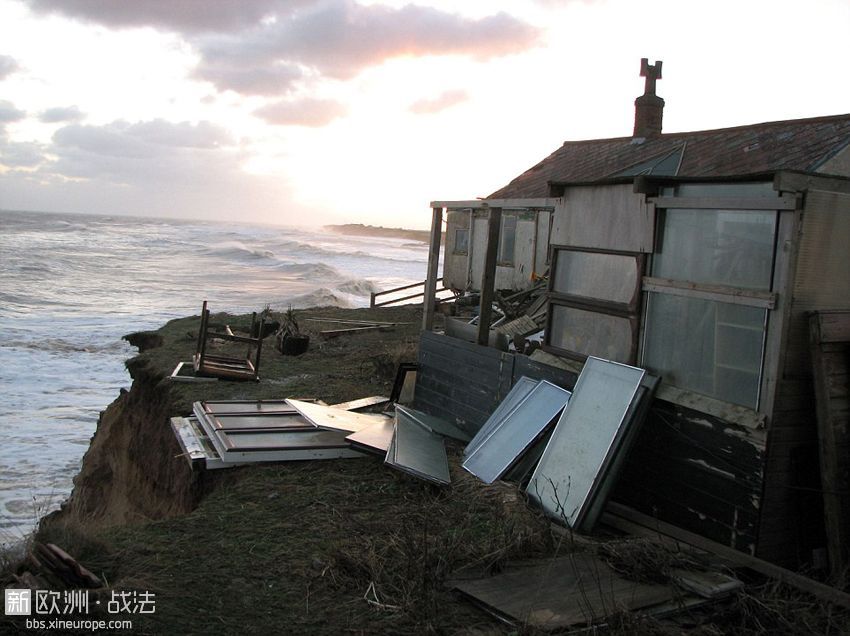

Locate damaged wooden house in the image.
[418,59,850,573]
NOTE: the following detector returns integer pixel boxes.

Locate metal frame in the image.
[463,380,571,484]
[527,357,645,531]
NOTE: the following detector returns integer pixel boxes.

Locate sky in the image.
[0,0,848,229]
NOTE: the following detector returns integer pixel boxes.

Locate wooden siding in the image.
[614,399,766,553]
[552,184,655,253]
[413,332,576,435]
[415,332,767,557]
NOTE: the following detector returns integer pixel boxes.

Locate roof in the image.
[489,114,850,198]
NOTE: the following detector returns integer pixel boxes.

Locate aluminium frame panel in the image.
[386,410,451,485]
[527,357,644,530]
[464,376,538,458]
[462,380,571,484]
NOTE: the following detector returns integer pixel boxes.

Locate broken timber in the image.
[603,502,850,610]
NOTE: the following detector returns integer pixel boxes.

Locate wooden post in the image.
[477,206,502,346]
[810,311,850,577]
[422,206,443,331]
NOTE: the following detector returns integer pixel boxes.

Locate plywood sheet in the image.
[287,399,389,433]
[345,419,396,455]
[450,554,673,629]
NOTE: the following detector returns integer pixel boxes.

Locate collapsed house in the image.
[420,60,850,572]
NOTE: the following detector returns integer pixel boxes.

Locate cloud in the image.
[39,105,85,123]
[0,117,300,223]
[193,60,304,96]
[254,97,347,127]
[23,1,542,98]
[0,139,46,168]
[409,89,469,115]
[0,100,26,123]
[0,55,19,80]
[22,0,304,34]
[198,2,542,90]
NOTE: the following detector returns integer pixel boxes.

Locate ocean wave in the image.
[203,241,278,264]
[337,279,378,296]
[286,288,353,309]
[274,262,342,278]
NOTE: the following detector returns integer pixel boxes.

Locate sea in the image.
[0,209,430,545]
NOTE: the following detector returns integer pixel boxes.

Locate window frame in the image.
[544,245,646,363]
[452,227,469,256]
[497,214,518,266]
[638,190,785,410]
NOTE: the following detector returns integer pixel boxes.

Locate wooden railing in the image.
[370,277,452,308]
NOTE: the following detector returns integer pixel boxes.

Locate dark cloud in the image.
[409,89,469,115]
[22,0,307,34]
[39,105,85,123]
[197,1,542,92]
[0,100,26,123]
[0,55,19,80]
[254,97,347,126]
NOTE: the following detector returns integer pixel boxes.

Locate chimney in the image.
[633,58,664,138]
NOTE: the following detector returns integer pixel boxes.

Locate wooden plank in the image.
[649,194,797,211]
[818,312,850,343]
[642,277,776,309]
[477,207,502,346]
[450,554,675,629]
[810,311,850,576]
[430,197,559,209]
[422,206,443,331]
[320,325,392,338]
[604,502,850,610]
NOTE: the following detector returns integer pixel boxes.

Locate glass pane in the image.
[454,228,469,254]
[653,208,776,290]
[499,215,517,264]
[553,250,638,304]
[642,293,765,408]
[462,381,571,484]
[527,357,644,529]
[549,305,634,362]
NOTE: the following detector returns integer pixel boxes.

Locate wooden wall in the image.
[759,189,850,566]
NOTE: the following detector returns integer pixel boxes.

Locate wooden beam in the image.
[649,195,797,210]
[477,207,502,346]
[603,502,850,609]
[810,311,850,576]
[642,276,777,309]
[422,206,443,332]
[429,198,560,210]
[775,171,850,196]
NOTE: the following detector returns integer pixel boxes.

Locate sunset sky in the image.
[0,0,848,229]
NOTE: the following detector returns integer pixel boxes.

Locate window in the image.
[498,215,517,265]
[641,184,779,409]
[453,228,469,255]
[545,247,644,363]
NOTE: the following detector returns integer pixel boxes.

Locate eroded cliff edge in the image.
[43,305,424,532]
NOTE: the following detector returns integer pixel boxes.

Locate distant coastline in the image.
[324,223,438,243]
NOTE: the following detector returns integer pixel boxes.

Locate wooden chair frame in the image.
[193,300,264,381]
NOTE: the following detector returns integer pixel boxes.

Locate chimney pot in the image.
[634,58,664,137]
